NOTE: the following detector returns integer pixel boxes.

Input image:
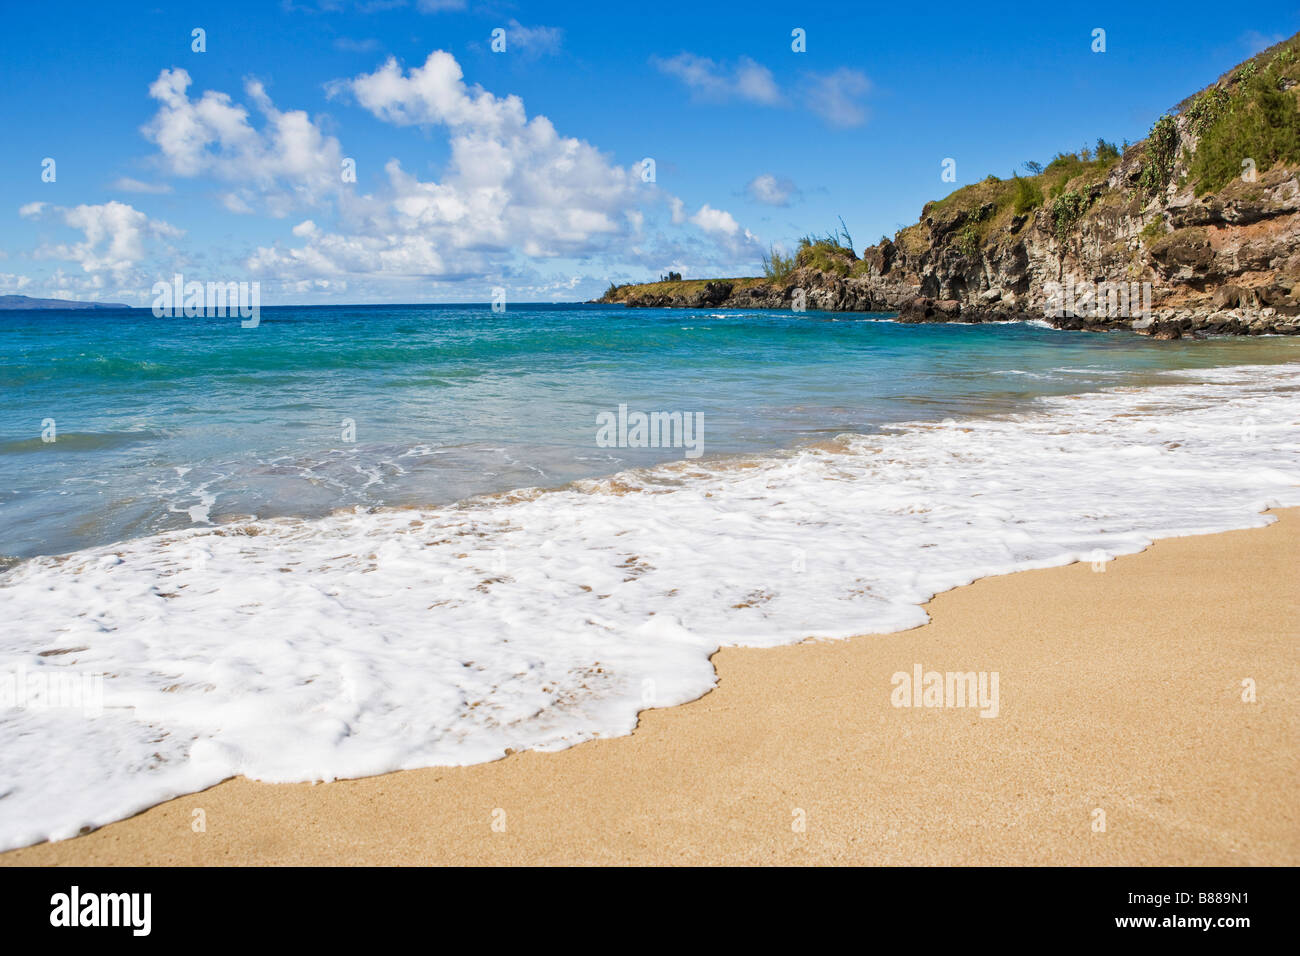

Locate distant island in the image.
[0,295,133,311]
[598,35,1300,340]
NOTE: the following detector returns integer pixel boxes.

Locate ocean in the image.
[1,303,1298,849]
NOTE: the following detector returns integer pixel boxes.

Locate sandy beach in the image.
[5,509,1296,866]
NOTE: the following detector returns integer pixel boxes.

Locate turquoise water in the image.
[3,303,1298,559]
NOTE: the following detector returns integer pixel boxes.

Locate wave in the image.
[0,362,1297,849]
[0,429,169,454]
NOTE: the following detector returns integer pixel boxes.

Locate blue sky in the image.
[1,0,1295,304]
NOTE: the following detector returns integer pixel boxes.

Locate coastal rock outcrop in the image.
[599,36,1300,337]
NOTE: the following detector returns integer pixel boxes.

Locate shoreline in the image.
[6,509,1296,866]
[594,291,1299,340]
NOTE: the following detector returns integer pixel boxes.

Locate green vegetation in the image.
[1185,86,1230,135]
[1011,173,1043,215]
[601,276,769,302]
[911,142,1118,257]
[790,219,857,275]
[1138,113,1180,195]
[1138,217,1167,244]
[956,220,981,257]
[794,238,852,275]
[761,246,796,281]
[1186,42,1300,195]
[1051,190,1090,243]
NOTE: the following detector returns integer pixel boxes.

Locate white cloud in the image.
[256,51,655,278]
[651,54,781,105]
[19,202,46,218]
[655,53,871,128]
[112,177,174,194]
[803,68,871,128]
[689,204,739,236]
[745,174,799,206]
[1239,30,1285,55]
[23,201,182,278]
[505,20,563,57]
[141,68,345,216]
[129,50,761,287]
[334,37,382,53]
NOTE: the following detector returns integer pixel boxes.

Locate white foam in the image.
[1,363,1298,849]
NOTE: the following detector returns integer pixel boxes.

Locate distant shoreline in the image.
[0,295,132,311]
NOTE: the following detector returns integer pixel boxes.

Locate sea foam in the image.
[1,363,1297,849]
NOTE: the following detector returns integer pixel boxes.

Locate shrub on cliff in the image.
[762,246,797,282]
[795,239,853,276]
[956,221,981,257]
[1187,53,1300,195]
[793,221,858,276]
[1138,114,1180,196]
[1011,173,1043,215]
[1185,86,1230,135]
[1051,190,1090,244]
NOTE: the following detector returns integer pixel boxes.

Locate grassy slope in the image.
[600,276,769,303]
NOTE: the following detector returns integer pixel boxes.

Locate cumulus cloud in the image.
[141,68,345,216]
[250,50,755,280]
[123,50,756,287]
[745,173,799,206]
[651,54,781,105]
[22,201,182,278]
[654,53,870,128]
[689,204,740,236]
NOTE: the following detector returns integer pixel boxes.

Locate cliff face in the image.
[600,36,1300,339]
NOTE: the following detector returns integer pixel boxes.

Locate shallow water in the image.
[3,303,1297,559]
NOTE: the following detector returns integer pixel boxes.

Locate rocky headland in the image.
[598,36,1300,339]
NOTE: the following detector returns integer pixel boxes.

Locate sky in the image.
[1,0,1296,304]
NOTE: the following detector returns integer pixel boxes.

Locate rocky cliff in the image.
[599,36,1300,339]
